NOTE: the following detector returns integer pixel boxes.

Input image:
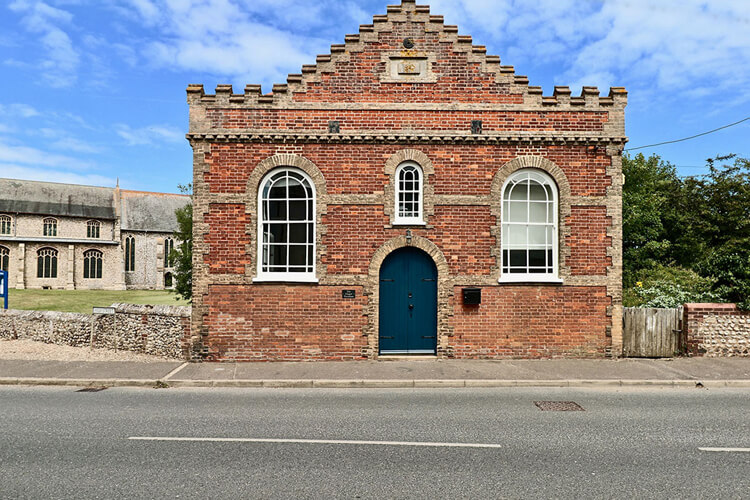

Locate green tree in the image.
[622,153,682,286]
[170,184,192,302]
[691,155,750,308]
[622,153,750,309]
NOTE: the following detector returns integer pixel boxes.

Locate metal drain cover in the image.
[534,401,585,411]
[77,387,108,393]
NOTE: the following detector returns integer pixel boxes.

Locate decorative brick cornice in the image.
[187,132,627,147]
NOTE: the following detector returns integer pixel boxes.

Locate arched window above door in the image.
[394,162,424,225]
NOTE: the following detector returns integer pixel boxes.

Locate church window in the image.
[164,237,175,268]
[0,215,11,235]
[87,220,101,239]
[125,235,135,272]
[0,246,8,272]
[37,248,58,278]
[43,218,57,237]
[83,249,103,279]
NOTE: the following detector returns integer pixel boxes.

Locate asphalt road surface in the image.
[0,386,748,499]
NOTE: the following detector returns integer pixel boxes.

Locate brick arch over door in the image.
[490,156,573,281]
[364,235,453,358]
[244,154,328,280]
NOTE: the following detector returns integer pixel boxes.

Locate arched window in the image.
[83,249,103,279]
[37,248,58,278]
[87,220,101,239]
[501,169,559,282]
[0,246,9,272]
[0,215,11,235]
[43,218,57,237]
[164,237,175,268]
[125,235,135,272]
[257,168,316,281]
[164,272,173,289]
[394,162,424,224]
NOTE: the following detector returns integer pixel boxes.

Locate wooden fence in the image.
[623,307,684,358]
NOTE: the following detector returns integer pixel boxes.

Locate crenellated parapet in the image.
[187,0,627,118]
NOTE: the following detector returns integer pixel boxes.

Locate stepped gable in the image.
[187,0,627,109]
[187,0,627,145]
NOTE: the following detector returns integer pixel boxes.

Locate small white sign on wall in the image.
[93,306,115,315]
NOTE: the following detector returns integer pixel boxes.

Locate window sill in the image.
[393,220,426,226]
[253,275,319,284]
[498,276,563,285]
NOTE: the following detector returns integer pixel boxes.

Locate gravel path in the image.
[0,339,174,362]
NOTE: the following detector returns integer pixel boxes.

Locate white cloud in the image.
[428,0,750,104]
[0,103,40,118]
[8,0,81,87]
[115,123,184,146]
[0,139,95,170]
[0,163,115,186]
[119,0,354,89]
[38,129,102,154]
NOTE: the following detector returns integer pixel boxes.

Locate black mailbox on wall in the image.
[462,288,481,305]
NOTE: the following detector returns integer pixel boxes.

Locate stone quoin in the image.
[187,0,627,361]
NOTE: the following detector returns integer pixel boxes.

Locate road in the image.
[0,386,748,499]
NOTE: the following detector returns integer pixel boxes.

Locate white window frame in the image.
[254,167,318,283]
[394,161,426,226]
[499,168,562,284]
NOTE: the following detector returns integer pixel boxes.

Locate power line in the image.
[625,116,750,152]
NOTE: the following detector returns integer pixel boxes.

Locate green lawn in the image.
[4,289,189,314]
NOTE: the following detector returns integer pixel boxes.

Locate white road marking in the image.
[699,447,750,453]
[162,363,189,381]
[129,437,503,449]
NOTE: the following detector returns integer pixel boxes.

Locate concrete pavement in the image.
[0,357,749,388]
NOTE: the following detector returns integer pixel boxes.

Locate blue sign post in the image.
[0,270,7,310]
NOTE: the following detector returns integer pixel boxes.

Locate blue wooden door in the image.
[379,247,437,354]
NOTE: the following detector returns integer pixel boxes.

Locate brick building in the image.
[187,0,627,361]
[0,178,188,291]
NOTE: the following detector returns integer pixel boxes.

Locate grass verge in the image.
[5,289,188,314]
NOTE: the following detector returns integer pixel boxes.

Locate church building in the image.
[187,0,627,361]
[0,178,188,291]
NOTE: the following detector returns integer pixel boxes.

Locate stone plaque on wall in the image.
[381,51,437,83]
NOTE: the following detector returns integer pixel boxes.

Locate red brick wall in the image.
[565,206,612,276]
[202,143,612,197]
[322,205,495,275]
[190,6,623,362]
[204,285,368,361]
[209,109,607,132]
[453,286,610,358]
[204,204,251,274]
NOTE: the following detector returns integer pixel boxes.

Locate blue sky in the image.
[1,0,748,193]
